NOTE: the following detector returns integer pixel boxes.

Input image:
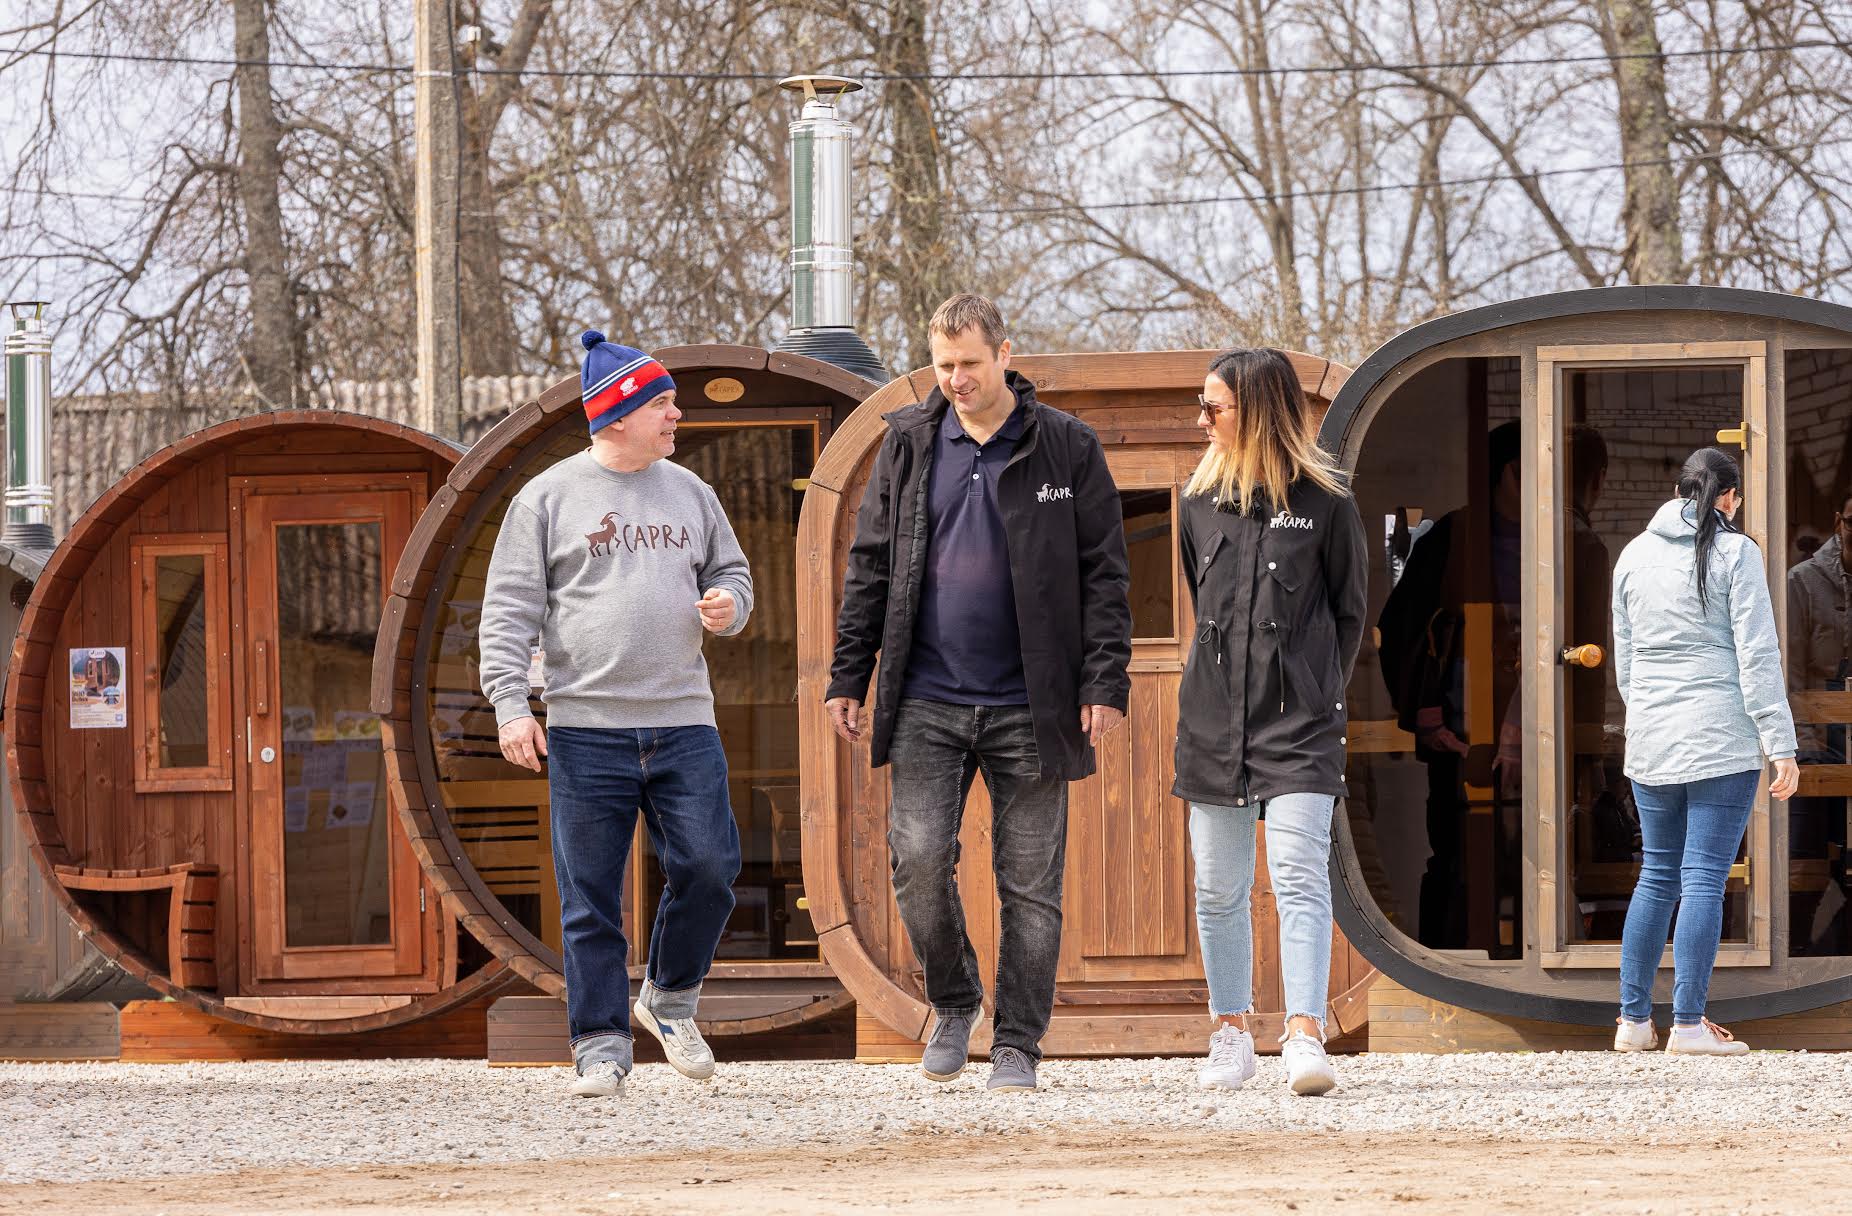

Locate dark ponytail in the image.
[1676,447,1743,611]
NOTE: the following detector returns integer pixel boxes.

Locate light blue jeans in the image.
[1189,793,1336,1033]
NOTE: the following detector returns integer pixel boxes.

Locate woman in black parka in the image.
[1176,348,1368,1097]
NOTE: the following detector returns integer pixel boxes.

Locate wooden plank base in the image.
[487,996,854,1066]
[117,997,492,1061]
[856,1007,1369,1062]
[0,1001,121,1061]
[1370,975,1852,1052]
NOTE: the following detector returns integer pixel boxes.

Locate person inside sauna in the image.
[479,332,755,1099]
[1376,421,1525,957]
[1171,348,1367,1097]
[823,293,1133,1094]
[1786,487,1852,955]
[1611,448,1798,1056]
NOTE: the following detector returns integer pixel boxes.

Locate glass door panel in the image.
[276,521,392,948]
[1541,346,1770,964]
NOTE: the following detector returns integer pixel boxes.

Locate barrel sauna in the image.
[1323,285,1852,1030]
[371,345,875,1035]
[795,350,1378,1056]
[0,539,151,1010]
[4,411,514,1036]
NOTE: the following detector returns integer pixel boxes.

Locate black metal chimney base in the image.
[776,327,889,384]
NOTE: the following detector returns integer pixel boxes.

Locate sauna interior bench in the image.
[53,862,219,990]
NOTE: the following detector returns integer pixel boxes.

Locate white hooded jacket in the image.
[1611,498,1797,785]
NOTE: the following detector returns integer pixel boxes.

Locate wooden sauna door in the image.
[237,475,437,988]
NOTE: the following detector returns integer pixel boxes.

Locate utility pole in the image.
[414,0,463,438]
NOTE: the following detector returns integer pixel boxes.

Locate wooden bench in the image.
[53,862,219,990]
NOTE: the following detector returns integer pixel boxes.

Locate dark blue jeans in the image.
[547,725,740,1072]
[1619,769,1760,1025]
[887,699,1067,1063]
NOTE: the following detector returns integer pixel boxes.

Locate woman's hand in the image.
[1770,756,1800,800]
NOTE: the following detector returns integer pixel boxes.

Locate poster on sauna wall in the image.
[68,647,127,729]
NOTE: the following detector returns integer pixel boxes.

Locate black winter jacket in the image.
[1172,477,1368,807]
[827,372,1133,780]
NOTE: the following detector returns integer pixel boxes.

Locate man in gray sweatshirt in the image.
[479,332,753,1098]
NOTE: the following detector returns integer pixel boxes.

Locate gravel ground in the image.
[4,1051,1850,1184]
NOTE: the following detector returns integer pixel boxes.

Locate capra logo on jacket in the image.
[1037,483,1073,502]
[1270,512,1315,530]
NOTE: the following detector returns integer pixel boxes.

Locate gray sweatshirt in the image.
[1612,498,1797,785]
[478,450,753,730]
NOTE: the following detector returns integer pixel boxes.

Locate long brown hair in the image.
[1185,348,1348,511]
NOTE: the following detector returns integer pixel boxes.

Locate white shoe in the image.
[1197,1024,1257,1090]
[1281,1031,1337,1096]
[1666,1018,1750,1056]
[569,1059,625,1098]
[633,1000,717,1080]
[1613,1016,1658,1052]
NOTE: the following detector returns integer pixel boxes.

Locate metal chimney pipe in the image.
[774,75,888,382]
[3,301,54,552]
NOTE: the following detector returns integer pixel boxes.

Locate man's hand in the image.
[1080,704,1125,748]
[826,697,863,744]
[1415,706,1470,756]
[698,588,737,634]
[1770,756,1800,800]
[499,717,547,772]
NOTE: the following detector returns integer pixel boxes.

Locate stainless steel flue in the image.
[3,301,54,552]
[774,75,887,382]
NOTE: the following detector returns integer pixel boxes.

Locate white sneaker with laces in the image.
[1281,1031,1338,1096]
[1613,1016,1658,1052]
[633,1000,717,1080]
[569,1059,625,1098]
[1666,1018,1750,1056]
[1197,1024,1257,1090]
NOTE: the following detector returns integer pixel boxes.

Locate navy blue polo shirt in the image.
[903,401,1030,705]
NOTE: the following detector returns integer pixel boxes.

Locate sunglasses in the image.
[1196,394,1232,420]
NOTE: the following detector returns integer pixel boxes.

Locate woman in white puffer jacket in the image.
[1610,447,1799,1056]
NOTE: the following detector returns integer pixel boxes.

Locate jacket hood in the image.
[883,369,1039,433]
[1804,532,1844,578]
[1646,497,1705,542]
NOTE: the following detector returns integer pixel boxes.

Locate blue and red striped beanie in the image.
[579,330,674,434]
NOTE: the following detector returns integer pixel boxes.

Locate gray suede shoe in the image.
[986,1046,1037,1092]
[920,1008,979,1081]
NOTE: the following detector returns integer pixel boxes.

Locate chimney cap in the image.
[777,74,863,100]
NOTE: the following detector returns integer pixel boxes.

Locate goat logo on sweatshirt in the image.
[583,510,692,558]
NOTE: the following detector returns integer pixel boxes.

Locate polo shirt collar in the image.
[943,398,1028,446]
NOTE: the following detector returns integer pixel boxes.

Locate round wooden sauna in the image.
[371,345,875,1035]
[4,411,514,1035]
[1323,285,1852,1028]
[795,349,1379,1056]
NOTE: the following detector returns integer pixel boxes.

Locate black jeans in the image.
[887,698,1068,1062]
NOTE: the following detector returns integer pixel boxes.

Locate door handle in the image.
[254,639,270,715]
[1560,644,1604,669]
[1716,423,1747,448]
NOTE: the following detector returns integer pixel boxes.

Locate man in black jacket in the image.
[824,293,1132,1091]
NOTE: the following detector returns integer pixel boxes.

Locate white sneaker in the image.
[1666,1018,1750,1056]
[1281,1031,1338,1096]
[569,1059,625,1098]
[1197,1024,1257,1090]
[633,1000,717,1081]
[1613,1016,1658,1052]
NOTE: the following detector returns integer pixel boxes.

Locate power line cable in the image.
[2,37,1848,83]
[957,133,1852,215]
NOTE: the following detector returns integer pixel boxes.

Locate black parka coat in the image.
[827,372,1133,780]
[1171,477,1369,807]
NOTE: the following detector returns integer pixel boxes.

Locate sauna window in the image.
[131,536,231,792]
[1784,347,1852,957]
[1343,356,1525,960]
[1121,488,1176,641]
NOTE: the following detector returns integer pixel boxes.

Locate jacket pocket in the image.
[1264,560,1302,594]
[1195,530,1226,573]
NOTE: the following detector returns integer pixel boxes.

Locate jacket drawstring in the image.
[1257,619,1285,713]
[1197,619,1222,664]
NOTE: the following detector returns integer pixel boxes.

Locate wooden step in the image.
[118,997,491,1061]
[0,1001,120,1061]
